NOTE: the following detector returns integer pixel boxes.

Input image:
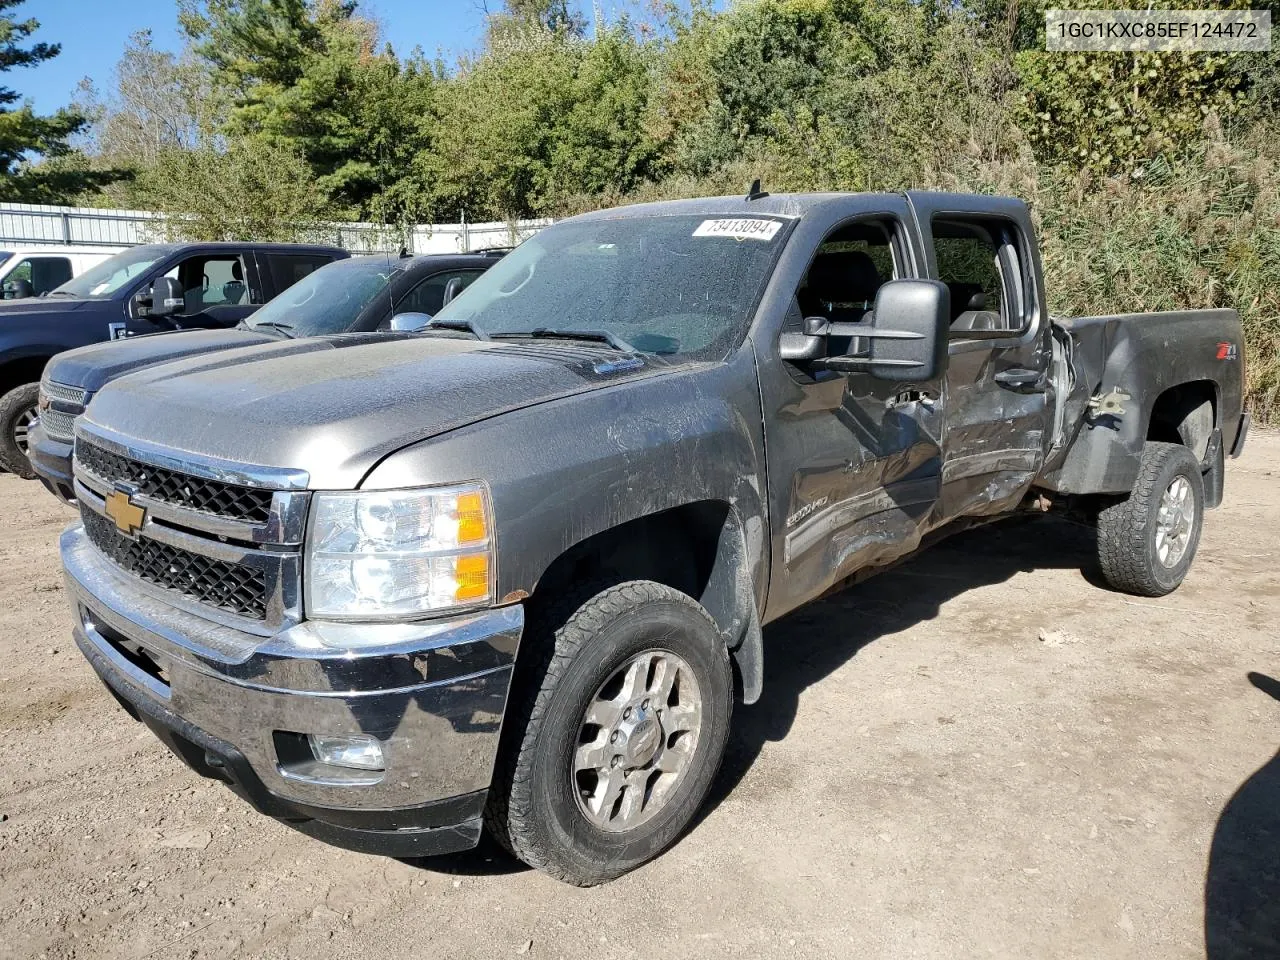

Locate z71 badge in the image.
[1216,342,1238,361]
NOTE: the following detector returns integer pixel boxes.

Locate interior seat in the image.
[798,251,883,324]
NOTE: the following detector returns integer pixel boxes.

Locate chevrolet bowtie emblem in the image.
[104,488,146,538]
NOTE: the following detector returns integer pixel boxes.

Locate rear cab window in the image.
[266,253,340,295]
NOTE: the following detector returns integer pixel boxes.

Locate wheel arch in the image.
[0,353,53,397]
[526,500,766,704]
[1146,379,1218,460]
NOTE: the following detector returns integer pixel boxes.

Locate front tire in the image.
[486,580,732,886]
[0,382,40,479]
[1096,441,1204,596]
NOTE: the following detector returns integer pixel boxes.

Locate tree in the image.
[74,31,222,171]
[0,0,124,201]
[137,138,335,241]
[503,0,583,34]
[180,0,437,220]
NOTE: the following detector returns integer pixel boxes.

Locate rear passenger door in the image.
[907,194,1053,522]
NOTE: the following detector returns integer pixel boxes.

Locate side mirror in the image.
[442,276,465,306]
[148,276,185,317]
[780,280,950,382]
[391,311,433,332]
[3,278,33,300]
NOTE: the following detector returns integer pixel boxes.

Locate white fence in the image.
[0,202,550,255]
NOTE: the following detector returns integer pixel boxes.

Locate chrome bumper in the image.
[62,522,523,821]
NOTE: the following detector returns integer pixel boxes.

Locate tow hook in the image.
[1088,387,1132,419]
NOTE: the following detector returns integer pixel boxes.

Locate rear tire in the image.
[485,580,732,886]
[0,382,40,479]
[1096,441,1204,596]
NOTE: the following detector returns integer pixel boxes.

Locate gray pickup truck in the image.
[58,191,1247,886]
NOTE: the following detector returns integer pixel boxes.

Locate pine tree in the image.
[0,0,124,202]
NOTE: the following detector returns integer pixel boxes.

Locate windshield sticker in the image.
[692,218,783,242]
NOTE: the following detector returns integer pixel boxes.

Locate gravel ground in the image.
[1,434,1278,960]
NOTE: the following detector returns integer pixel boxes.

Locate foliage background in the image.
[9,0,1280,417]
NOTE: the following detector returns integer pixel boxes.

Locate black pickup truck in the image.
[28,252,504,502]
[58,191,1247,886]
[0,241,349,478]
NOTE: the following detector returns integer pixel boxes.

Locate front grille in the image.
[81,507,268,620]
[76,441,274,524]
[40,408,76,442]
[41,380,87,405]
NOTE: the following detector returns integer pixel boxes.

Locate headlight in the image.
[305,483,493,619]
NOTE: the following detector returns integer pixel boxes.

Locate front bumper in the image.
[62,522,523,857]
[27,421,75,504]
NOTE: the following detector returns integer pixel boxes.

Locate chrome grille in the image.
[80,507,268,619]
[40,407,76,442]
[76,440,274,524]
[41,380,87,405]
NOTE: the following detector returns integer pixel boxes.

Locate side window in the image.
[794,219,899,327]
[9,256,72,295]
[932,218,1027,335]
[162,255,252,313]
[267,254,334,294]
[394,270,484,318]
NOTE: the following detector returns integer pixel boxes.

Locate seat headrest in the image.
[806,251,882,305]
[232,260,243,282]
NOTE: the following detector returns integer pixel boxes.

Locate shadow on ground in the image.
[1204,671,1280,959]
[409,513,1097,877]
[699,513,1096,820]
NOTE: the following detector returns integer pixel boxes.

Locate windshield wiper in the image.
[242,321,294,337]
[421,318,490,340]
[45,289,77,298]
[496,328,638,353]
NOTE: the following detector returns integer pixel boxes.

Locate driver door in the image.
[123,252,261,337]
[759,206,945,619]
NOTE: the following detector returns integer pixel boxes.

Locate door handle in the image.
[994,368,1041,390]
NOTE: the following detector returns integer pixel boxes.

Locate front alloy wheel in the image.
[486,580,732,886]
[574,650,703,831]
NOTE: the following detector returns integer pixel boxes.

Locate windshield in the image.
[243,256,402,337]
[53,246,169,299]
[430,214,791,360]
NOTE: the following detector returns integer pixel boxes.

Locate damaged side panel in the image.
[1037,309,1243,495]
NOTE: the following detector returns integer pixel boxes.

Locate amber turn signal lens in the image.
[456,491,488,544]
[454,553,489,601]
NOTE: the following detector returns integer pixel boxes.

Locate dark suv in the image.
[29,252,505,501]
[0,241,350,478]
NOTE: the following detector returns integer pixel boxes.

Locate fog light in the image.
[307,733,384,771]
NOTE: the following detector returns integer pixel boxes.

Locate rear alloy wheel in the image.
[1097,440,1205,596]
[0,382,41,479]
[486,580,732,886]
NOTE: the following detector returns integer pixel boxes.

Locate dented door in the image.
[906,193,1054,521]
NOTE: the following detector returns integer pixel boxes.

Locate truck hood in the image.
[47,328,277,394]
[0,296,94,315]
[83,333,676,488]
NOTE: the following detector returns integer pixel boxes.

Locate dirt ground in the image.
[2,434,1278,960]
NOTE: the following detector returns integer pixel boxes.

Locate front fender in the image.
[361,349,770,618]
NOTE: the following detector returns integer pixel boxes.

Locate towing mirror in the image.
[391,311,433,332]
[148,276,185,317]
[858,279,950,382]
[780,280,949,382]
